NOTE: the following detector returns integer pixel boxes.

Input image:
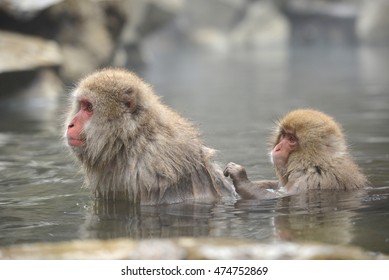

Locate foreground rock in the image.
[0,238,386,260]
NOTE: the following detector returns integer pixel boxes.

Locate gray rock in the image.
[0,0,63,19]
[113,0,184,67]
[0,31,62,73]
[46,0,116,81]
[183,0,289,51]
[230,1,289,48]
[281,0,359,46]
[357,0,389,45]
[0,31,62,109]
[0,238,386,260]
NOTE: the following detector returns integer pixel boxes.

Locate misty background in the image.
[1,0,389,117]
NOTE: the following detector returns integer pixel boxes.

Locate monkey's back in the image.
[285,154,369,192]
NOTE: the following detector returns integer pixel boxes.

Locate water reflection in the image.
[81,199,274,241]
[273,190,365,244]
[79,189,368,246]
[1,46,389,254]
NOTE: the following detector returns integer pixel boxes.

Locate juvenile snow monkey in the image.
[224,109,369,199]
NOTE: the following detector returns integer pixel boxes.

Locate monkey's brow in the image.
[274,122,285,133]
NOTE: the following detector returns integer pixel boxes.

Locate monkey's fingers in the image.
[224,162,239,177]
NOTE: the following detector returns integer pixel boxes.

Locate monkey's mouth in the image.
[67,137,85,147]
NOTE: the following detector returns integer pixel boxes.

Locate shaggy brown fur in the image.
[224,109,369,199]
[65,68,237,204]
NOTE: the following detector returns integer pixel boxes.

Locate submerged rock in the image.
[0,238,386,260]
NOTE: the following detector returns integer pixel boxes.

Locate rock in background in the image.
[1,0,389,118]
[279,0,360,46]
[0,0,183,104]
[183,0,288,51]
[357,0,389,45]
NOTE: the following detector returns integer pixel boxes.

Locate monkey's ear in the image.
[124,95,137,113]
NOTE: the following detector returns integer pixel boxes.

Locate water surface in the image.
[1,46,389,255]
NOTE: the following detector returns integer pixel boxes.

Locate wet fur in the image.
[275,109,368,191]
[224,109,369,199]
[66,68,237,204]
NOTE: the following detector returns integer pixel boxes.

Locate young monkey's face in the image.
[270,129,298,168]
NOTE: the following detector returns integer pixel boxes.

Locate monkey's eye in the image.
[281,131,298,145]
[80,100,93,113]
[288,134,298,144]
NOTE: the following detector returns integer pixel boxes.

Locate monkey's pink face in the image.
[66,98,93,147]
[271,130,298,167]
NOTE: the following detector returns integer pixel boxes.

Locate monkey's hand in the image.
[224,162,250,186]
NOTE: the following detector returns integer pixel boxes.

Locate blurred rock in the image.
[3,0,389,102]
[230,1,289,48]
[184,0,288,51]
[0,30,62,109]
[0,31,61,73]
[281,0,359,46]
[47,0,118,81]
[0,0,63,19]
[184,0,246,50]
[0,68,62,129]
[0,0,124,85]
[0,0,185,107]
[113,0,184,67]
[189,28,230,52]
[186,0,248,31]
[357,0,389,45]
[0,0,185,83]
[0,238,387,260]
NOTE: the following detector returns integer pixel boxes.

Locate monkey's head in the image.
[65,68,159,166]
[270,109,347,180]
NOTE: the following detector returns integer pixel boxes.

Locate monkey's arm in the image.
[224,162,279,199]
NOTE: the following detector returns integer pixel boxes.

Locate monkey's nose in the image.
[68,123,74,129]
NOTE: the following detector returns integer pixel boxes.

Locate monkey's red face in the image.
[66,98,93,147]
[271,130,298,167]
